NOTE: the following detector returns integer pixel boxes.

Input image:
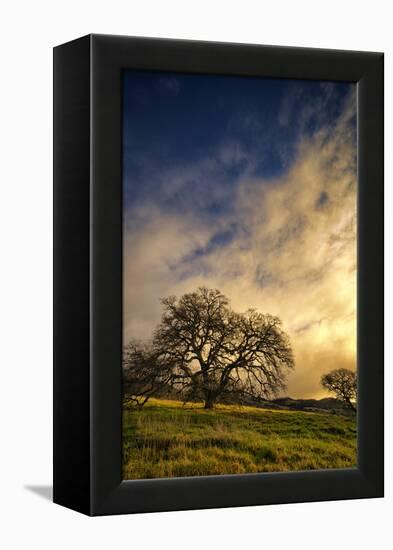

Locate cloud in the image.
[123,87,357,399]
[157,77,181,96]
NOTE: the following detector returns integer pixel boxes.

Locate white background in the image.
[0,1,391,548]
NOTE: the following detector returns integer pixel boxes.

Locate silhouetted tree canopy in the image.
[122,340,172,408]
[123,287,295,409]
[321,368,357,412]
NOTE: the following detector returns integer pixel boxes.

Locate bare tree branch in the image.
[142,287,296,409]
[321,368,357,412]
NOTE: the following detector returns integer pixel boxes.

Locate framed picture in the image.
[53,34,384,515]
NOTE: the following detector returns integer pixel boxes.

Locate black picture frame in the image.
[53,34,384,516]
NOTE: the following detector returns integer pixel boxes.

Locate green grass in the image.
[122,398,357,480]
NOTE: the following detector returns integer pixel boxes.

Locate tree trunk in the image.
[204,392,216,409]
[347,399,356,412]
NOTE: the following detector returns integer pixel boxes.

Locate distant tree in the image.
[122,340,172,407]
[150,287,294,409]
[321,368,357,412]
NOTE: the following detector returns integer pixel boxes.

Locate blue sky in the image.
[123,71,353,217]
[122,70,356,398]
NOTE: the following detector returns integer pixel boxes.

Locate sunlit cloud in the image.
[123,78,356,399]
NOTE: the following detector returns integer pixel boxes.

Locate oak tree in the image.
[321,368,357,412]
[122,339,172,407]
[151,287,294,409]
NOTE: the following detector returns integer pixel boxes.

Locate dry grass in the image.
[122,398,357,480]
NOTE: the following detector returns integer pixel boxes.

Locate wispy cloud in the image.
[157,76,181,96]
[123,79,356,399]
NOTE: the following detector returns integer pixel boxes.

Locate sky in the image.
[122,70,357,399]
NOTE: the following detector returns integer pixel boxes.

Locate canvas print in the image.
[122,70,357,480]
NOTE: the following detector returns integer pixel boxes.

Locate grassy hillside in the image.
[122,398,357,480]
